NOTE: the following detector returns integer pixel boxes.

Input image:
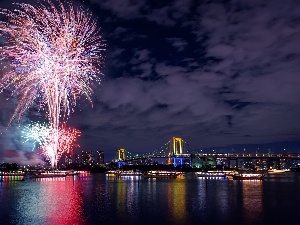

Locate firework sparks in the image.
[56,123,81,162]
[22,122,81,165]
[0,0,105,167]
[22,122,51,150]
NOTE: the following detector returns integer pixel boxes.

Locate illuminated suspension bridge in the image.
[112,137,300,169]
[113,137,192,168]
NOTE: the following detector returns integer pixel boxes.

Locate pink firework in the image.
[0,0,105,167]
[56,123,81,163]
[41,124,81,166]
[24,122,81,166]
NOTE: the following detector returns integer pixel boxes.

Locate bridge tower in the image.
[171,137,184,155]
[117,148,127,160]
[117,148,126,168]
[168,137,185,167]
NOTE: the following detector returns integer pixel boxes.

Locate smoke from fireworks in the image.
[0,0,105,167]
[22,122,81,165]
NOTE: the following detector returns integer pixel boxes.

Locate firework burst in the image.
[0,0,105,167]
[23,122,81,165]
[22,122,51,150]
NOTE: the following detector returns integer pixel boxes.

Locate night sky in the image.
[1,0,300,163]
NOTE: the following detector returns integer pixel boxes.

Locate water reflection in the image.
[214,179,230,218]
[1,173,300,225]
[0,175,24,183]
[102,176,137,219]
[108,176,189,224]
[167,180,187,224]
[116,179,127,216]
[13,177,84,225]
[241,180,263,224]
[192,178,264,224]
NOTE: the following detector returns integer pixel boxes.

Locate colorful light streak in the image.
[0,0,105,167]
[22,122,81,167]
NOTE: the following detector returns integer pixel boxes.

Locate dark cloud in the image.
[89,0,147,19]
[166,38,188,51]
[1,0,300,162]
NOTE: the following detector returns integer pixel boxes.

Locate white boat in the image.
[143,170,182,179]
[105,170,142,176]
[65,170,88,176]
[233,172,264,180]
[267,169,286,174]
[0,171,26,176]
[105,170,118,175]
[33,171,67,178]
[195,171,227,178]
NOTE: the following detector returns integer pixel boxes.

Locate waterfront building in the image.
[81,151,94,165]
[243,158,254,170]
[96,150,104,165]
[191,154,216,169]
[74,154,80,164]
[65,154,72,165]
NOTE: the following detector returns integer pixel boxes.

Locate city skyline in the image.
[1,0,300,164]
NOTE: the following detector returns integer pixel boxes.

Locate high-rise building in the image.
[74,154,80,164]
[81,151,94,165]
[96,150,104,165]
[65,153,72,165]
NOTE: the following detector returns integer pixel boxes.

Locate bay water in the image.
[1,172,300,225]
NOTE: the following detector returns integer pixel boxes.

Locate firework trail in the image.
[23,122,81,165]
[0,0,105,167]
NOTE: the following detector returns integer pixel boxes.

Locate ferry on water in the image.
[195,171,227,178]
[143,170,183,179]
[32,171,68,178]
[232,172,264,180]
[65,170,89,176]
[267,169,288,174]
[0,171,26,176]
[105,170,143,177]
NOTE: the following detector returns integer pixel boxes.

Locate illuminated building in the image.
[96,151,104,165]
[191,154,216,169]
[243,158,254,169]
[81,151,94,165]
[65,153,72,165]
[74,154,80,164]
